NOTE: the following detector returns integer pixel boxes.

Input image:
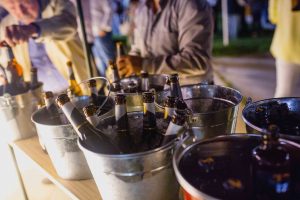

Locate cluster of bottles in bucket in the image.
[0,42,41,96]
[179,125,300,200]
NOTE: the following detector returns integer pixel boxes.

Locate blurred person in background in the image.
[0,6,8,21]
[0,0,88,93]
[90,0,117,77]
[117,0,214,85]
[269,0,300,97]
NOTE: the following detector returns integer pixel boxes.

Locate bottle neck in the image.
[45,98,56,109]
[143,102,155,114]
[141,77,150,91]
[164,107,175,119]
[89,86,97,96]
[60,101,88,139]
[170,82,183,99]
[112,69,120,82]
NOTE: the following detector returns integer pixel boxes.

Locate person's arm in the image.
[143,0,213,75]
[34,0,78,41]
[268,0,278,24]
[91,0,113,36]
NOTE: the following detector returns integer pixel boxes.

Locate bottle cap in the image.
[140,70,149,78]
[56,94,70,107]
[66,61,73,68]
[88,79,96,88]
[115,94,126,105]
[83,105,98,117]
[31,67,37,73]
[169,74,179,83]
[143,92,154,103]
[44,91,54,99]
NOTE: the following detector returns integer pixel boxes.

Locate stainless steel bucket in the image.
[173,134,300,200]
[156,84,243,140]
[242,97,300,143]
[78,111,179,200]
[0,84,43,143]
[31,105,92,180]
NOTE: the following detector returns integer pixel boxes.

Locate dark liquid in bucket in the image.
[247,102,300,136]
[185,98,235,113]
[178,136,300,200]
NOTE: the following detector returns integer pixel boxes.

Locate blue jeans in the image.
[92,32,116,77]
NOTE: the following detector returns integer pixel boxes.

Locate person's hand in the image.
[116,55,143,77]
[99,30,108,37]
[4,24,38,47]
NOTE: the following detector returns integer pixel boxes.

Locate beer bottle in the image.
[56,94,121,154]
[252,124,291,200]
[127,81,138,93]
[164,96,177,121]
[116,42,126,58]
[109,60,120,83]
[165,110,186,136]
[169,74,183,99]
[163,76,170,90]
[161,110,186,145]
[44,91,68,124]
[112,81,123,93]
[141,70,150,92]
[0,42,27,95]
[88,79,98,105]
[115,94,135,153]
[30,67,40,90]
[83,104,100,127]
[66,61,83,97]
[143,92,156,129]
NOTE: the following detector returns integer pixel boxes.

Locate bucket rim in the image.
[155,84,243,114]
[173,134,300,200]
[242,97,300,134]
[78,137,177,159]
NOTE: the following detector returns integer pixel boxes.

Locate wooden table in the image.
[11,136,102,200]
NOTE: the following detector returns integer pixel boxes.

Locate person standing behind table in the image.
[0,0,89,94]
[269,0,300,97]
[116,0,214,86]
[90,0,117,77]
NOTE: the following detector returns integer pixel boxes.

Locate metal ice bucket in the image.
[156,84,243,140]
[0,84,43,143]
[242,97,300,143]
[78,111,179,200]
[173,134,300,200]
[31,95,94,180]
[109,74,167,112]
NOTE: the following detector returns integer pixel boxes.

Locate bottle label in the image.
[87,115,100,127]
[165,122,184,136]
[62,102,86,129]
[143,103,155,115]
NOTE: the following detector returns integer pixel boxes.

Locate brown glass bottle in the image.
[83,104,99,127]
[115,94,135,153]
[109,60,120,83]
[66,61,83,97]
[30,67,41,90]
[252,125,291,200]
[56,94,121,154]
[141,70,150,92]
[0,42,27,95]
[169,74,183,99]
[164,96,177,121]
[88,79,98,105]
[44,91,68,124]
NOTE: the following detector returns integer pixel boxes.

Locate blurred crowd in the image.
[208,0,275,39]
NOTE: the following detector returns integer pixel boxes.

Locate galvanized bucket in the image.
[31,95,93,180]
[173,134,300,200]
[156,84,243,140]
[78,111,180,200]
[242,97,300,143]
[0,84,43,143]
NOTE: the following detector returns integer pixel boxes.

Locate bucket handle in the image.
[70,76,111,115]
[245,97,252,106]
